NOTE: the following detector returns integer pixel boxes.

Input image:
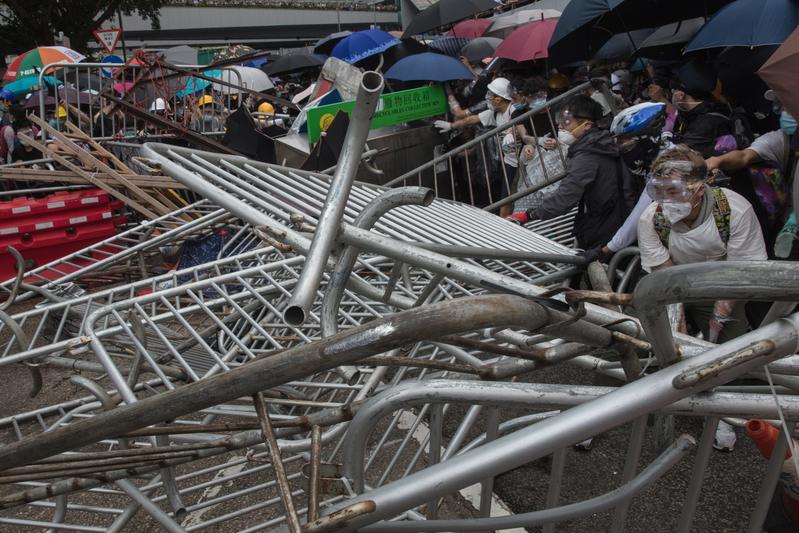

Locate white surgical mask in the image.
[557,129,576,145]
[660,201,692,224]
[485,94,495,110]
[530,96,546,108]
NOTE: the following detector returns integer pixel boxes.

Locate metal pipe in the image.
[319,314,799,531]
[284,71,385,326]
[633,262,799,366]
[358,435,695,532]
[0,294,557,471]
[321,186,434,380]
[401,242,586,265]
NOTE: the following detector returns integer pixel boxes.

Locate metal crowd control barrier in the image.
[384,81,597,212]
[3,71,799,533]
[36,61,243,140]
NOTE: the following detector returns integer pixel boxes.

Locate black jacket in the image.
[530,128,638,249]
[674,101,733,158]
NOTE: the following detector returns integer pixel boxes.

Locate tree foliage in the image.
[0,0,168,56]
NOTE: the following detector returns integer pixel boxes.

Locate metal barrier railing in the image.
[35,61,243,140]
[383,81,600,212]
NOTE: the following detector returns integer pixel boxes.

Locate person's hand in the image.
[542,137,558,150]
[707,317,724,343]
[522,144,535,160]
[705,156,721,173]
[580,246,609,264]
[505,212,530,224]
[434,120,452,133]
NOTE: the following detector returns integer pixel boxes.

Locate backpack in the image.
[653,187,731,249]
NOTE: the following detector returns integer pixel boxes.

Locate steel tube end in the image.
[284,305,306,327]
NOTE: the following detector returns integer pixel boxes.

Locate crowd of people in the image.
[432,57,797,458]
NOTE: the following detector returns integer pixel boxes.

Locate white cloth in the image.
[748,130,787,173]
[479,106,517,167]
[513,142,568,214]
[590,90,612,116]
[608,189,653,252]
[637,187,767,271]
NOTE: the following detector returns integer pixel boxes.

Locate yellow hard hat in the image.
[197,94,214,107]
[258,102,275,114]
[56,105,67,119]
[548,73,570,90]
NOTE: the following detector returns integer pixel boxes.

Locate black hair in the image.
[564,94,603,123]
[519,76,548,97]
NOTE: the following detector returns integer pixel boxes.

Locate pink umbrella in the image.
[448,19,493,39]
[113,81,135,95]
[494,19,559,62]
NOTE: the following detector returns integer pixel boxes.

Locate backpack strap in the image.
[652,187,731,248]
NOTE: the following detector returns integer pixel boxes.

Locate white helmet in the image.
[149,97,166,112]
[486,77,513,101]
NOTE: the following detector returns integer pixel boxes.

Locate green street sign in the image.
[306,85,447,144]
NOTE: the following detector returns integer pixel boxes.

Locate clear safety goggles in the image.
[646,176,705,203]
[555,109,591,127]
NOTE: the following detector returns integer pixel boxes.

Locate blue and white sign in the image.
[100,55,124,78]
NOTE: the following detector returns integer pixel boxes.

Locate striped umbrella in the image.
[4,46,85,81]
[429,36,471,57]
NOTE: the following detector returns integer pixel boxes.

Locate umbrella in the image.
[262,54,324,76]
[4,46,85,81]
[635,18,705,59]
[403,0,499,37]
[330,29,400,64]
[357,38,429,71]
[214,44,255,63]
[22,86,93,109]
[460,37,503,62]
[242,57,268,69]
[592,28,654,61]
[313,31,352,56]
[759,27,799,120]
[175,70,221,97]
[494,19,559,62]
[384,52,474,82]
[3,75,62,96]
[547,0,734,65]
[212,66,274,94]
[685,0,799,52]
[162,45,198,66]
[449,19,494,39]
[486,8,562,38]
[428,36,471,57]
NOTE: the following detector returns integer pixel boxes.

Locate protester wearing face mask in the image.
[191,95,224,133]
[670,60,735,158]
[637,145,766,340]
[0,89,15,126]
[507,95,638,251]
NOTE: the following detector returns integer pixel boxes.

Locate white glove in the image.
[434,120,452,133]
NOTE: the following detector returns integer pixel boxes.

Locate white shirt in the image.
[748,130,787,173]
[637,187,767,271]
[479,105,518,167]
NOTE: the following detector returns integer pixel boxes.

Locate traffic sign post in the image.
[93,28,122,54]
[100,55,124,78]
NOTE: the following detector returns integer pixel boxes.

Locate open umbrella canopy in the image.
[759,27,799,120]
[175,70,220,97]
[486,8,562,38]
[686,0,799,52]
[384,52,474,82]
[403,0,499,37]
[313,31,352,56]
[635,17,705,59]
[3,75,62,96]
[22,86,93,109]
[593,28,654,61]
[495,19,559,62]
[212,66,274,94]
[357,38,429,71]
[330,29,400,64]
[4,46,85,81]
[460,37,503,62]
[262,54,324,76]
[547,0,734,65]
[428,36,471,57]
[449,18,494,39]
[214,44,255,63]
[162,45,198,66]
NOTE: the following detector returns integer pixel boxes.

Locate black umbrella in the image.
[262,54,324,76]
[547,0,733,65]
[460,37,503,62]
[593,28,654,61]
[403,0,499,37]
[635,18,706,60]
[23,86,94,109]
[428,36,471,58]
[313,31,352,56]
[356,38,429,71]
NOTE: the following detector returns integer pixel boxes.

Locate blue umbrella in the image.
[243,57,268,69]
[384,52,473,82]
[175,70,219,97]
[3,75,62,96]
[330,29,400,64]
[685,0,799,52]
[428,36,471,57]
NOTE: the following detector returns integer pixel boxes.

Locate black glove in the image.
[581,246,608,264]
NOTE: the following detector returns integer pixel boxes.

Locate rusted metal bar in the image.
[308,425,322,523]
[302,501,376,533]
[253,391,302,533]
[565,290,634,307]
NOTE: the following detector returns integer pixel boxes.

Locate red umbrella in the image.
[494,19,559,62]
[449,19,493,39]
[759,27,799,120]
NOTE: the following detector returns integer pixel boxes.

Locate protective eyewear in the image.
[645,176,704,203]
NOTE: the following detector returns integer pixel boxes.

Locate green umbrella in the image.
[2,75,62,96]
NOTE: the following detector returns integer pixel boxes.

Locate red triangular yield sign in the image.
[93,28,122,54]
